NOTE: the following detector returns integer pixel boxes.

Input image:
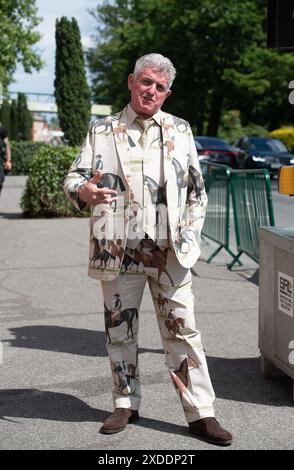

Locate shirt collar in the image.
[126,103,162,127]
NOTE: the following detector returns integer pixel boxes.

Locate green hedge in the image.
[10,141,49,175]
[21,145,90,217]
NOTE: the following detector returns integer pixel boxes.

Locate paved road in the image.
[271,181,294,228]
[0,177,293,450]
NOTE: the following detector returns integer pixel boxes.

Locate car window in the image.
[238,138,250,150]
[249,138,288,152]
[194,139,203,149]
[195,137,231,150]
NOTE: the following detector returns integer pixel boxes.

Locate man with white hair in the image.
[64,53,232,446]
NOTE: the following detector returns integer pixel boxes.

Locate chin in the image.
[140,104,156,114]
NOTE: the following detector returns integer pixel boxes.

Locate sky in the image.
[9,0,101,96]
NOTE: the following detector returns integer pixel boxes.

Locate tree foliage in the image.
[88,0,294,134]
[0,99,11,135]
[17,93,33,140]
[0,0,43,89]
[54,17,91,146]
[0,93,32,140]
[21,145,88,217]
[218,110,269,144]
[10,99,18,141]
[271,126,294,151]
[0,93,33,141]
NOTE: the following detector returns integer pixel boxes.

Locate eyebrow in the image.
[141,75,168,89]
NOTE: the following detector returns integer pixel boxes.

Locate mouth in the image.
[142,96,154,103]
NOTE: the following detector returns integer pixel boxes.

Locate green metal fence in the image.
[201,162,240,264]
[228,169,275,270]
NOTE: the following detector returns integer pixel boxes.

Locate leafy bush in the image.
[270,127,294,151]
[218,110,270,143]
[21,145,89,217]
[10,141,49,175]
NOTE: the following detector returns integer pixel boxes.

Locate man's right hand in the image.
[78,171,118,206]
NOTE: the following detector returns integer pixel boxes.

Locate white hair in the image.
[133,53,176,88]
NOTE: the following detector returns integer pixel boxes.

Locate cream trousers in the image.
[101,242,215,423]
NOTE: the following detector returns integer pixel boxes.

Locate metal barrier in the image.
[228,169,275,270]
[200,162,240,264]
[200,163,275,268]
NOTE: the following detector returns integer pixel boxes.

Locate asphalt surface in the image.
[0,176,293,450]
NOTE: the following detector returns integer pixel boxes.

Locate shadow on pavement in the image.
[0,212,23,219]
[5,326,292,407]
[0,388,187,436]
[0,389,108,423]
[207,356,293,406]
[6,326,108,357]
[5,325,163,357]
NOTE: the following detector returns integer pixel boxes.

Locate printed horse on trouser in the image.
[101,245,215,423]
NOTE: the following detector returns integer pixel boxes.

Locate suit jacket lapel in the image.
[160,112,182,239]
[111,110,131,181]
[112,110,177,207]
[160,113,176,182]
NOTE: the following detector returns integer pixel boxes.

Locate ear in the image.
[166,89,172,99]
[128,74,134,91]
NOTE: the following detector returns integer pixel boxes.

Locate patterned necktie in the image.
[127,116,169,250]
[135,117,154,150]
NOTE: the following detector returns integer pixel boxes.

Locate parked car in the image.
[194,136,245,169]
[235,136,294,176]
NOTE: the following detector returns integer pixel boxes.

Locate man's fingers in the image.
[105,196,118,203]
[90,171,103,183]
[94,186,117,196]
[104,188,118,195]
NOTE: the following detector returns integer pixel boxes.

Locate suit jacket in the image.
[63,106,208,280]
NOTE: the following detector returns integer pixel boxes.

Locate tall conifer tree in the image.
[0,99,11,137]
[17,93,33,141]
[10,100,18,141]
[54,17,91,146]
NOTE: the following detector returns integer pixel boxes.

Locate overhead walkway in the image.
[2,92,112,117]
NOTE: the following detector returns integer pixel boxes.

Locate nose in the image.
[147,83,156,94]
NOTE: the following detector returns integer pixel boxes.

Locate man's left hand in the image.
[4,160,12,171]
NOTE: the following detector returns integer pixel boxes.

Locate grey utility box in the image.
[259,227,294,400]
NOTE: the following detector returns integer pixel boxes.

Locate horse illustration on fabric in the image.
[91,238,116,270]
[165,309,185,337]
[131,246,174,287]
[171,356,200,407]
[111,361,137,395]
[93,116,113,135]
[107,240,125,264]
[165,139,175,159]
[120,252,140,274]
[143,176,167,205]
[128,135,137,148]
[97,173,126,193]
[188,166,205,200]
[162,117,174,137]
[171,158,188,207]
[95,154,103,170]
[114,123,128,140]
[104,303,138,344]
[97,172,126,211]
[172,116,190,133]
[154,293,169,316]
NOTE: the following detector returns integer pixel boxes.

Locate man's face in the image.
[128,67,172,118]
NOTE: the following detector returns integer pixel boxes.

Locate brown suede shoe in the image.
[188,417,232,446]
[100,408,139,434]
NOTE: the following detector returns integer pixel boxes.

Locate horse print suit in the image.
[63,104,216,424]
[63,106,207,280]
